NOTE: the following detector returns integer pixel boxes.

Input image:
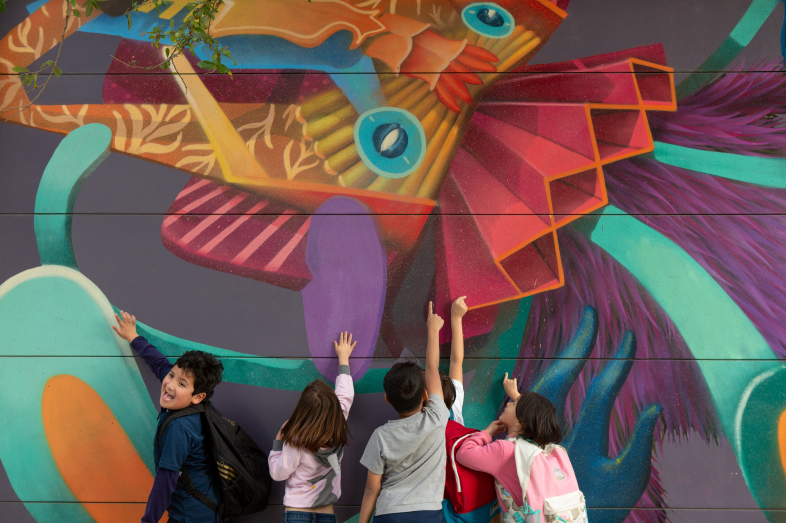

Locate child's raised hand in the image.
[334,331,356,366]
[503,372,519,400]
[112,310,139,343]
[451,296,468,320]
[484,419,506,437]
[426,301,444,332]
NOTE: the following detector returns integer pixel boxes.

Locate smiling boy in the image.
[113,310,224,523]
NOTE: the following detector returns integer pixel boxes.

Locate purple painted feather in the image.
[605,158,786,360]
[649,61,786,155]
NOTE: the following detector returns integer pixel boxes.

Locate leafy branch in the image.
[121,0,235,75]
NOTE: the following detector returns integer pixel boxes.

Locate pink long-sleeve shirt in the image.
[456,431,578,512]
[268,367,354,508]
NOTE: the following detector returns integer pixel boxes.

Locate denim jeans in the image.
[282,510,337,523]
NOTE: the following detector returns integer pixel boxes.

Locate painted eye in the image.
[373,123,408,159]
[355,108,425,179]
[462,3,515,39]
[477,8,505,27]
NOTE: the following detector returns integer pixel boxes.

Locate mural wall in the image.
[1,0,786,521]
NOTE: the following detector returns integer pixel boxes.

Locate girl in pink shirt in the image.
[269,331,356,523]
[456,375,582,523]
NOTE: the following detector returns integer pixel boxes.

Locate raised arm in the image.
[503,372,520,401]
[334,331,356,418]
[112,310,172,381]
[449,296,468,383]
[425,301,444,398]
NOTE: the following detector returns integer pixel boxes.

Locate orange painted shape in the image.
[778,409,786,478]
[42,375,166,523]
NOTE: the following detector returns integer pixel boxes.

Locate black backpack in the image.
[158,400,273,520]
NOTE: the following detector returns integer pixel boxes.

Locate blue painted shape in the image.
[205,34,384,113]
[652,141,786,188]
[588,206,778,450]
[34,124,111,268]
[461,3,514,39]
[355,108,427,178]
[532,306,598,431]
[79,7,186,44]
[80,13,385,112]
[532,307,661,523]
[25,0,47,14]
[0,266,159,522]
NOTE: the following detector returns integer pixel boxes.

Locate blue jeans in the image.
[374,510,446,523]
[282,511,337,523]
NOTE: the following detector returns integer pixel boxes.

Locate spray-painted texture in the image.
[1,0,786,521]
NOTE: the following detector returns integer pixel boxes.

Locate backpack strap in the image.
[157,403,206,446]
[513,438,544,502]
[157,403,219,514]
[177,469,220,514]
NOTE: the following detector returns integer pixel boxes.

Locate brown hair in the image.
[439,370,456,410]
[515,391,562,449]
[280,380,350,452]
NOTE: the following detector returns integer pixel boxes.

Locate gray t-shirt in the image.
[360,394,450,515]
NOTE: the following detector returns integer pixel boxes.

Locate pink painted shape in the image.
[478,103,596,161]
[163,186,231,228]
[232,212,296,265]
[449,149,551,259]
[436,177,520,309]
[180,193,249,245]
[264,217,312,272]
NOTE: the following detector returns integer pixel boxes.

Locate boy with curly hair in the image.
[113,310,224,523]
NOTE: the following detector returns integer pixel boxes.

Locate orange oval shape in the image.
[42,374,166,523]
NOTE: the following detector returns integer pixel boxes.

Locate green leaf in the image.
[72,9,81,16]
[12,66,27,73]
[196,60,213,69]
[53,66,62,78]
[127,13,132,30]
[165,48,170,56]
[85,2,93,16]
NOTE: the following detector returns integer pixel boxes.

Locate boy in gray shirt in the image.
[358,302,449,523]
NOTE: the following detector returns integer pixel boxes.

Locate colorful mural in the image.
[1,0,786,521]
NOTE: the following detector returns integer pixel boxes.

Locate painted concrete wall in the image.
[1,0,786,521]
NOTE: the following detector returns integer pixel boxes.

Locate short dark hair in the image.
[384,362,425,413]
[515,391,562,448]
[281,380,350,452]
[439,370,456,410]
[174,350,224,396]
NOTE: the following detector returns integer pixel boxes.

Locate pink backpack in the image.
[494,438,587,523]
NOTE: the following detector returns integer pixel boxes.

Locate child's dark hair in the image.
[439,370,456,410]
[281,380,350,452]
[515,391,562,449]
[384,362,426,413]
[173,350,224,396]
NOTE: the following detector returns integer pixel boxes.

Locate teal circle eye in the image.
[462,3,514,39]
[354,108,425,179]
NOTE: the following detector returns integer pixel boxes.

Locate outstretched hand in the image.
[427,301,444,332]
[334,331,356,366]
[112,310,139,343]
